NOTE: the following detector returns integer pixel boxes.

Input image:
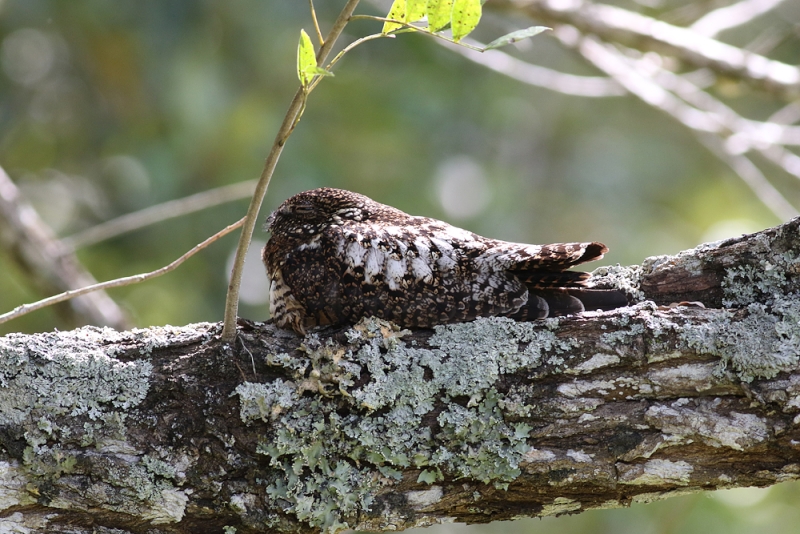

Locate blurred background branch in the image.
[496,0,799,96]
[438,0,800,221]
[690,0,787,38]
[62,179,256,251]
[0,216,244,325]
[0,165,128,329]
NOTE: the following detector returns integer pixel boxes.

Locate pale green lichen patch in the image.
[642,240,716,279]
[721,256,798,308]
[236,317,579,532]
[405,486,443,509]
[0,327,153,428]
[140,487,190,524]
[0,460,36,510]
[681,300,800,381]
[0,327,154,477]
[0,325,204,521]
[681,244,800,380]
[599,294,800,383]
[599,303,652,346]
[589,264,645,302]
[567,353,620,375]
[630,487,700,504]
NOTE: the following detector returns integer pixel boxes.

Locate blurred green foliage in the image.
[0,1,797,532]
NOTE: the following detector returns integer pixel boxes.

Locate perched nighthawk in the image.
[262,188,627,334]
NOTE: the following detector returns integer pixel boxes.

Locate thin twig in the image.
[63,180,256,251]
[309,33,389,93]
[0,218,245,326]
[221,0,362,342]
[442,38,625,97]
[309,0,325,45]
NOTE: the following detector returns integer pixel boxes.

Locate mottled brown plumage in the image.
[262,188,626,334]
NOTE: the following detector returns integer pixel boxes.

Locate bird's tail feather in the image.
[509,288,628,320]
[568,288,629,312]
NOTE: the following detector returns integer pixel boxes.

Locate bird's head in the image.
[265,188,373,238]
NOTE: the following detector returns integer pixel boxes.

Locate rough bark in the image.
[1,218,800,534]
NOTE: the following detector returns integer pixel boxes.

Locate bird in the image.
[262,187,627,334]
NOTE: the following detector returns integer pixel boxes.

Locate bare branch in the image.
[445,39,626,97]
[0,166,129,329]
[760,145,800,183]
[498,0,800,97]
[767,102,800,125]
[570,35,798,220]
[62,179,256,251]
[431,10,800,221]
[690,0,787,38]
[698,134,799,220]
[0,218,244,326]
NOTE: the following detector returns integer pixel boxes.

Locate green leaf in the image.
[483,26,550,50]
[406,0,427,22]
[296,29,317,87]
[383,0,406,34]
[451,0,481,42]
[427,0,452,32]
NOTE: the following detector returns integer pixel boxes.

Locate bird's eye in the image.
[293,203,315,215]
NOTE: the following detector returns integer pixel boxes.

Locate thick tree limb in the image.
[1,218,800,533]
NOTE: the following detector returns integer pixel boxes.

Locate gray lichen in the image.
[597,292,800,383]
[588,264,645,302]
[0,324,216,525]
[680,300,800,381]
[235,316,584,532]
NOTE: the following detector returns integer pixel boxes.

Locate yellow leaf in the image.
[451,0,481,42]
[297,29,317,87]
[382,0,406,34]
[426,0,452,32]
[406,0,427,22]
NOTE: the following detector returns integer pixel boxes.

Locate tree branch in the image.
[0,218,245,326]
[0,166,129,330]
[690,0,787,38]
[496,0,800,97]
[1,217,800,533]
[62,180,256,251]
